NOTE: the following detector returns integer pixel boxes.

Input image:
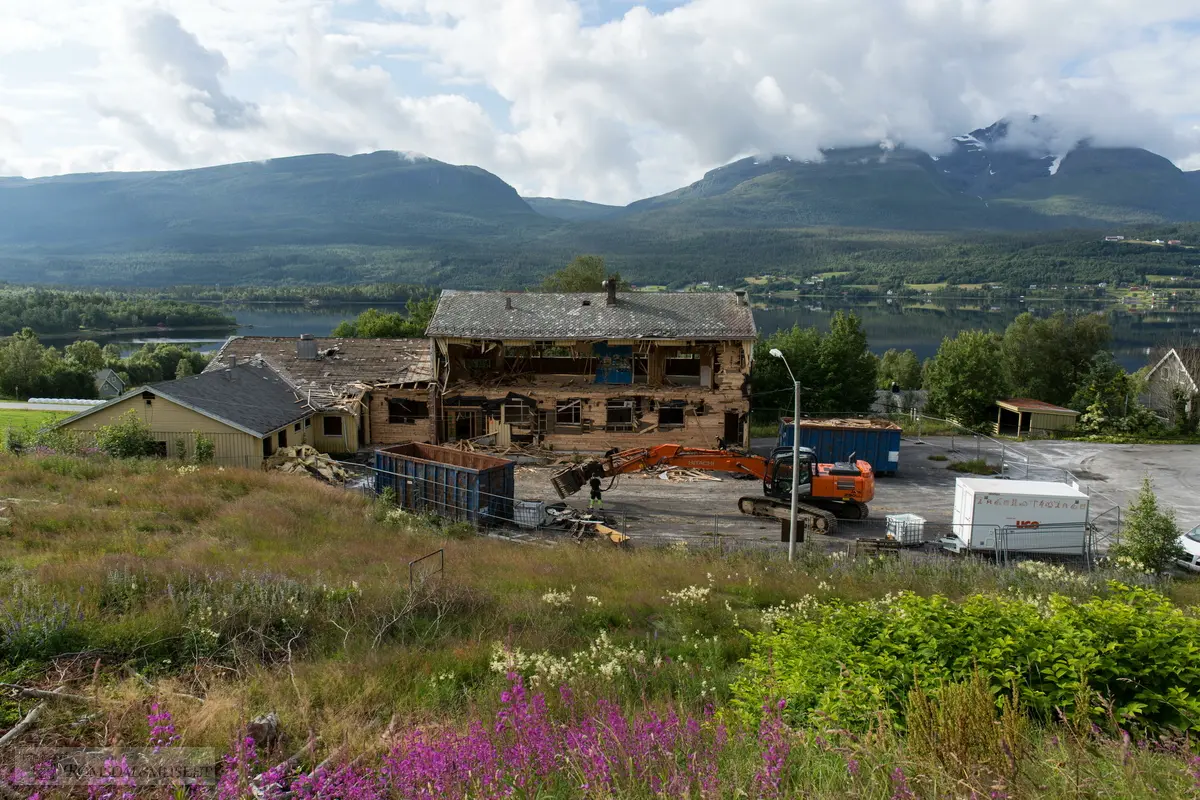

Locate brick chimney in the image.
[604,278,618,306]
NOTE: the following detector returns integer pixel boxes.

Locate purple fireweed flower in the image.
[890,766,916,800]
[148,702,181,752]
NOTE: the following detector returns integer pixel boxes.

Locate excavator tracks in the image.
[808,498,870,521]
[737,496,839,535]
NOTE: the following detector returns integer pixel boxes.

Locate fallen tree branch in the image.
[0,702,47,748]
[0,684,92,705]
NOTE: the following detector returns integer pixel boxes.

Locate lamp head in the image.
[769,348,784,359]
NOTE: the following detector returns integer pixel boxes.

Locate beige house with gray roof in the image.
[205,336,433,453]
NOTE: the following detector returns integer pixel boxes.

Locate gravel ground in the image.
[508,435,1199,553]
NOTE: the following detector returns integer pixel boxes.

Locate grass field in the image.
[0,408,70,430]
[2,454,1200,797]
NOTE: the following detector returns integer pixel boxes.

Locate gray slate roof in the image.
[152,362,313,436]
[425,290,757,340]
[62,362,312,437]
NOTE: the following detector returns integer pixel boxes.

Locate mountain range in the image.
[1,119,1198,287]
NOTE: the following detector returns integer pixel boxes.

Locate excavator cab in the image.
[762,447,818,502]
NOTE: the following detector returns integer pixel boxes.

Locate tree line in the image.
[752,309,1187,438]
[0,289,235,336]
[0,331,209,400]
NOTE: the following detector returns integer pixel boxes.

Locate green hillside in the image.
[0,151,547,252]
[1,139,1199,290]
[524,197,623,221]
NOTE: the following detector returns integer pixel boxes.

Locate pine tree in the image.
[1112,477,1185,574]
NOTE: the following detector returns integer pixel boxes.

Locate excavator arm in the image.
[551,443,768,498]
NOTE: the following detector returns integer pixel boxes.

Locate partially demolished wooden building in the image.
[206,336,433,454]
[425,281,756,450]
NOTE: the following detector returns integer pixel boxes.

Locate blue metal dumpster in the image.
[777,418,902,475]
[374,443,515,525]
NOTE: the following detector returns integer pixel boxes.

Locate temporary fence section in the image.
[996,522,1093,568]
[374,443,515,525]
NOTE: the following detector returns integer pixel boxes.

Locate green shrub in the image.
[193,432,215,464]
[1109,477,1185,574]
[93,410,159,459]
[732,584,1200,732]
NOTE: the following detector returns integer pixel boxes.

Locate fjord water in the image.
[101,299,1199,371]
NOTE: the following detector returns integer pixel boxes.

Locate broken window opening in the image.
[556,399,583,425]
[606,398,637,431]
[658,406,686,429]
[501,403,535,426]
[322,416,344,438]
[388,399,430,424]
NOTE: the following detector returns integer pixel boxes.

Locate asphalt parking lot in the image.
[511,435,1199,552]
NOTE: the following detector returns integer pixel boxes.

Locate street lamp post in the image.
[769,348,802,562]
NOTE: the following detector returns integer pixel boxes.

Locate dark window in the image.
[388,399,429,424]
[294,422,301,432]
[305,417,312,428]
[153,441,168,458]
[658,406,685,429]
[605,399,636,431]
[556,399,582,425]
[323,416,343,437]
[278,429,287,448]
[501,403,535,426]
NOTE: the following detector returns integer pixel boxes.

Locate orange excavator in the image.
[550,443,874,536]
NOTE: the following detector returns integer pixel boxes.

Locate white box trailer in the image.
[948,478,1090,556]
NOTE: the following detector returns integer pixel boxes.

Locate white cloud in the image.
[0,0,1198,203]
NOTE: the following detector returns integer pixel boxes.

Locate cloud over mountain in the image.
[0,0,1198,203]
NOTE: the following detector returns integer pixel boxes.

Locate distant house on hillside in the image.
[1143,347,1199,422]
[93,368,125,399]
[57,361,314,467]
[1168,240,1183,246]
[1104,235,1125,242]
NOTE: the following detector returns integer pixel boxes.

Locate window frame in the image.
[322,415,344,438]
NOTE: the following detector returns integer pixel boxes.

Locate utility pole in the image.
[788,377,802,561]
[770,348,802,562]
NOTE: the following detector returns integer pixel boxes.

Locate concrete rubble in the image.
[265,445,349,483]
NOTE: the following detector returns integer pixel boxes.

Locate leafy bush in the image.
[192,432,215,464]
[732,584,1200,732]
[1110,478,1185,574]
[93,410,159,459]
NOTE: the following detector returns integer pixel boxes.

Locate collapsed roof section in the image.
[206,336,433,414]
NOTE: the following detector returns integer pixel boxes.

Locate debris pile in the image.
[265,445,348,483]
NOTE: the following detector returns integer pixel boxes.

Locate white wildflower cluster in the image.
[759,595,820,630]
[664,585,711,608]
[176,464,200,476]
[817,580,832,592]
[489,632,653,686]
[1007,589,1054,618]
[1016,560,1088,585]
[385,507,411,525]
[186,606,224,645]
[429,671,456,686]
[1108,555,1152,575]
[585,595,602,607]
[669,540,689,554]
[542,586,575,608]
